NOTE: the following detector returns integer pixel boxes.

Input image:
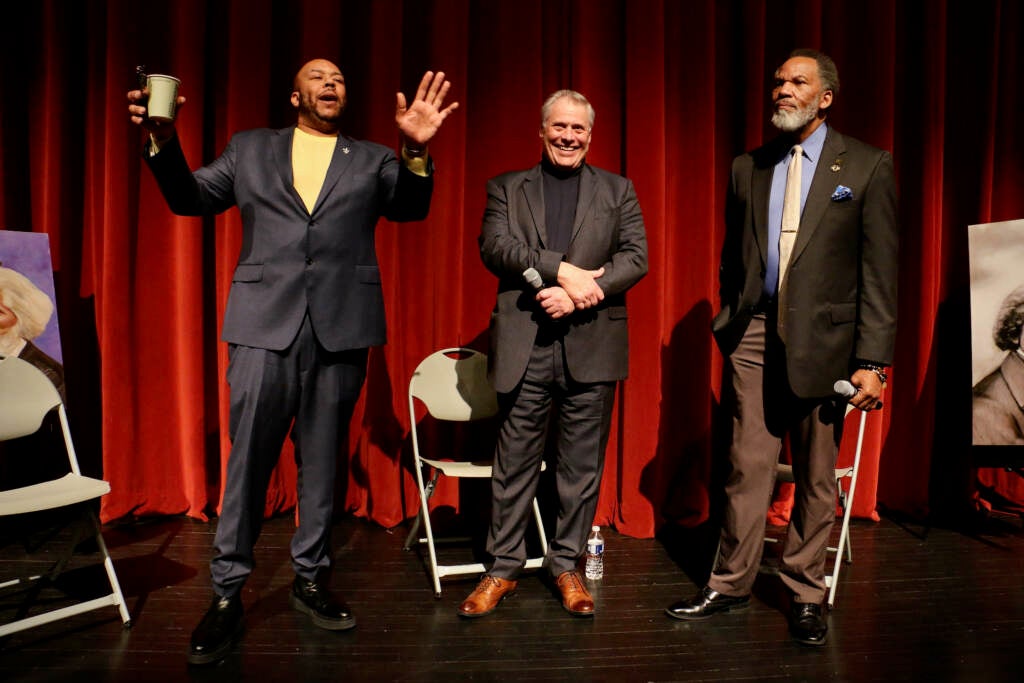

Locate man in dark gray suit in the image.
[458,90,648,618]
[128,58,457,665]
[664,49,898,646]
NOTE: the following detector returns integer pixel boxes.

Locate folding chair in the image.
[403,348,548,597]
[770,404,868,608]
[0,355,131,637]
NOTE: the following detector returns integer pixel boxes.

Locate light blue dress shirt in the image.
[764,123,828,299]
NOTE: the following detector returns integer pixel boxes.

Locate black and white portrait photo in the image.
[969,219,1024,447]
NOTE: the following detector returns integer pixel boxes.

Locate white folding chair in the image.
[0,355,131,637]
[770,404,868,608]
[402,348,548,597]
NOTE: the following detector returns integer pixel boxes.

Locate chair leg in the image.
[413,469,443,598]
[828,481,857,608]
[403,469,437,550]
[827,410,867,608]
[87,510,131,627]
[43,510,90,582]
[838,512,854,562]
[530,497,548,555]
[403,510,424,551]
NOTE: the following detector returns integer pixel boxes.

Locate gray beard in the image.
[771,105,817,133]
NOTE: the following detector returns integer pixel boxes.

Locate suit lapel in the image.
[751,142,781,269]
[521,165,547,246]
[311,135,357,216]
[792,128,846,262]
[570,165,598,244]
[271,127,306,213]
[752,165,773,268]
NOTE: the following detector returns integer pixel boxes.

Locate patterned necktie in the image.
[777,144,802,342]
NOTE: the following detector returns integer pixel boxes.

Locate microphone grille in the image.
[522,267,543,289]
[833,379,857,398]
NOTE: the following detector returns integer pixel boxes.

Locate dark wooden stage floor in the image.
[2,506,1023,682]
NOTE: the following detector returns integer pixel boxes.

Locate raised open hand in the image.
[395,71,459,149]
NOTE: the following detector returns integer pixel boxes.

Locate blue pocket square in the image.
[831,185,853,201]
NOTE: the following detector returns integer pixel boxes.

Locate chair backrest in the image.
[408,348,498,422]
[0,355,62,441]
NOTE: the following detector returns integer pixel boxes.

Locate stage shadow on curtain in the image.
[349,345,404,494]
[646,300,724,586]
[925,286,976,524]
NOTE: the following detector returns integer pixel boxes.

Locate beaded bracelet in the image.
[858,363,888,385]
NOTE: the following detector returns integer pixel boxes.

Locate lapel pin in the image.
[830,159,842,172]
[342,147,350,154]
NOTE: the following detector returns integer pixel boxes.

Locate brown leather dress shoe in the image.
[556,571,594,617]
[457,575,517,618]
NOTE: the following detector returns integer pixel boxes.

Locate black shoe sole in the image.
[664,600,750,621]
[186,622,244,666]
[791,631,828,646]
[289,593,357,631]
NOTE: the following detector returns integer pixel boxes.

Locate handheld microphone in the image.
[833,380,857,399]
[523,267,544,290]
[834,379,883,409]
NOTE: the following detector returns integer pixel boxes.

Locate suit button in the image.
[305,258,313,266]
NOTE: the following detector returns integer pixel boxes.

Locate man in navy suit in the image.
[457,90,648,619]
[128,58,457,665]
[664,49,898,646]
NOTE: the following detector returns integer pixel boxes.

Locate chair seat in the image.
[420,458,492,478]
[0,473,110,516]
[421,458,548,479]
[776,463,854,483]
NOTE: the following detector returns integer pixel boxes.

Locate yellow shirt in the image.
[291,128,337,213]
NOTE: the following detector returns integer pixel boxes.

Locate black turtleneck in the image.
[541,156,583,254]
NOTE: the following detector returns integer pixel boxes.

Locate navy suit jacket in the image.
[479,163,648,393]
[146,128,432,352]
[712,127,899,397]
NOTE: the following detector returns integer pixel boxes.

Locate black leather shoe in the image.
[789,602,828,646]
[187,594,243,666]
[290,576,356,630]
[665,585,750,621]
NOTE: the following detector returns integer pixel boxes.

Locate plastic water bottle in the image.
[585,525,604,579]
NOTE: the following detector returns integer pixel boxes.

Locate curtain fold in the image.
[2,0,1022,537]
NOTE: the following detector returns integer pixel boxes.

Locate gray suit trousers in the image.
[211,314,367,597]
[487,336,616,579]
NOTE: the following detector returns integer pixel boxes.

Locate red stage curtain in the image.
[2,0,1022,536]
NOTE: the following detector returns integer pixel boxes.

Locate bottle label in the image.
[587,542,604,554]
